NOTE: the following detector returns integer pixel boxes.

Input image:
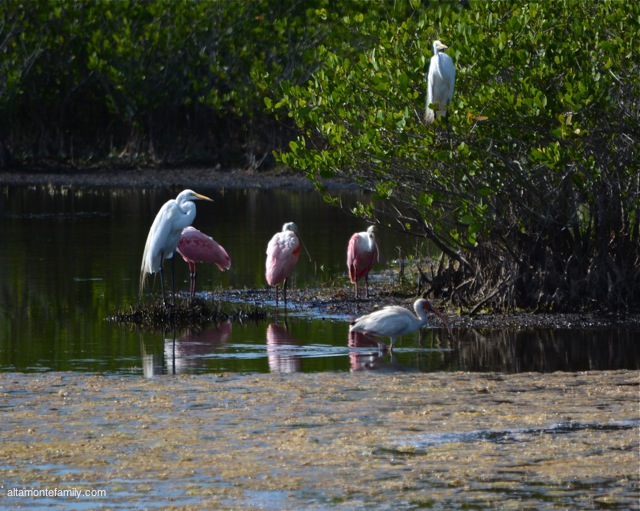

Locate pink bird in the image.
[176,226,231,298]
[347,225,379,299]
[349,298,451,351]
[265,222,301,307]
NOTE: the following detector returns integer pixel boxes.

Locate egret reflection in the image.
[141,322,232,377]
[165,322,232,374]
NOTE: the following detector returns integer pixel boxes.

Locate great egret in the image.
[349,298,451,351]
[424,40,456,125]
[176,226,231,298]
[347,225,379,299]
[140,189,213,304]
[265,222,302,307]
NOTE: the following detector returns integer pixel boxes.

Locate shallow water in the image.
[1,185,638,510]
[0,371,638,510]
[0,185,638,375]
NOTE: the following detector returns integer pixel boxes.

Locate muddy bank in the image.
[0,370,637,510]
[0,165,357,190]
[134,286,640,330]
[228,287,640,329]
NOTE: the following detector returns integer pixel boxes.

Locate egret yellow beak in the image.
[194,193,213,202]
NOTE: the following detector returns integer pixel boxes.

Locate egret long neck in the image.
[177,202,197,229]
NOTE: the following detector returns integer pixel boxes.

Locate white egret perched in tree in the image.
[140,189,213,304]
[424,40,456,125]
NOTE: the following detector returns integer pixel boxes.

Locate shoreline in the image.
[4,166,639,325]
[123,287,640,330]
[0,166,358,190]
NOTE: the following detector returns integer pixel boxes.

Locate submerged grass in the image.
[1,371,637,510]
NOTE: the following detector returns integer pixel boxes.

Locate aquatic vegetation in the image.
[112,298,267,331]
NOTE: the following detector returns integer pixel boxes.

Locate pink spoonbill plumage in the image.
[349,297,451,351]
[176,226,231,298]
[265,222,302,307]
[140,189,213,304]
[347,225,379,299]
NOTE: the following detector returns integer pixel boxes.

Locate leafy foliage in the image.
[1,0,638,311]
[0,0,345,165]
[271,0,640,311]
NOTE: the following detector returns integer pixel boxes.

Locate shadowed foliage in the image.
[1,1,638,312]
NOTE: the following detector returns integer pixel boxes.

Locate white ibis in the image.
[349,298,451,350]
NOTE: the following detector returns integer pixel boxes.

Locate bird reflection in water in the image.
[348,331,421,373]
[266,322,301,373]
[348,330,385,371]
[141,322,232,377]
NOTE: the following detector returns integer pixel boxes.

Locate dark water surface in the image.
[1,185,638,375]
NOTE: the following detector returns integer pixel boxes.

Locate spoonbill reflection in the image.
[166,322,232,374]
[347,225,379,299]
[140,189,213,304]
[349,298,451,351]
[177,226,231,298]
[142,322,232,377]
[267,323,301,373]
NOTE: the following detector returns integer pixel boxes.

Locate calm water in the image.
[0,185,638,375]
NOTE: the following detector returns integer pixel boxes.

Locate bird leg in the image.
[364,275,370,299]
[159,265,166,305]
[190,270,197,299]
[283,278,288,308]
[169,255,176,306]
[158,250,168,305]
[363,333,388,352]
[186,260,197,299]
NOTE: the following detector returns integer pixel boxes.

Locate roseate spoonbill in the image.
[176,226,231,298]
[140,189,213,304]
[349,298,451,351]
[347,225,379,299]
[424,40,456,125]
[265,222,301,307]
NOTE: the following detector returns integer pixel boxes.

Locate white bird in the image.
[347,225,379,299]
[425,40,456,125]
[349,298,451,351]
[140,189,213,304]
[265,222,302,307]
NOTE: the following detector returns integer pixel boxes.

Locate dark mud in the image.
[0,165,357,190]
[217,286,640,328]
[124,284,640,332]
